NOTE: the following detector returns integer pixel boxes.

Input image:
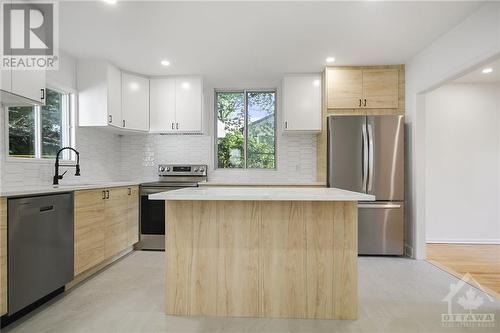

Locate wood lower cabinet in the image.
[74,186,139,277]
[0,198,7,316]
[74,189,106,276]
[104,187,130,258]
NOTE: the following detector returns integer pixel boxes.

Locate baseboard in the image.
[404,243,414,258]
[65,246,134,290]
[426,239,500,245]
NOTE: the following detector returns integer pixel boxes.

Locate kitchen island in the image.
[149,187,374,320]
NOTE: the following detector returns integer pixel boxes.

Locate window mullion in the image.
[35,106,42,159]
[243,90,248,169]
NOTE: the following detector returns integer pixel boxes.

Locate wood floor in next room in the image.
[427,243,500,299]
[3,251,500,333]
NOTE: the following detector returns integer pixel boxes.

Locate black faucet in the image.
[53,147,81,185]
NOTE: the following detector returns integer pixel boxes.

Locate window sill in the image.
[5,157,76,165]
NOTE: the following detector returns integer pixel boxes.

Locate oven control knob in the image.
[166,167,170,172]
[194,168,199,172]
[159,166,165,172]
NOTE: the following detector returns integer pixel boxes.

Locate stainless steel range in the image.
[137,164,207,250]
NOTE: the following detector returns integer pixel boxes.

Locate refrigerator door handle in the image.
[358,203,402,209]
[362,125,368,192]
[367,123,374,192]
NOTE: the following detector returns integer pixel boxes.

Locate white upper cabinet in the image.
[149,76,203,133]
[107,65,122,127]
[78,60,122,127]
[150,78,176,132]
[121,73,149,131]
[12,70,46,104]
[0,68,46,106]
[175,77,202,132]
[282,75,322,132]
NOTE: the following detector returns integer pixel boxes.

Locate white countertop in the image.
[149,187,375,202]
[198,181,327,187]
[0,181,141,197]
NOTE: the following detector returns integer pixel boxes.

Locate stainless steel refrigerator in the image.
[327,115,404,255]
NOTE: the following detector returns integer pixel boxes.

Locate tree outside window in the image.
[7,88,73,160]
[216,90,276,169]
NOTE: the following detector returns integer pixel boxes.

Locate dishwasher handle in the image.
[39,205,55,213]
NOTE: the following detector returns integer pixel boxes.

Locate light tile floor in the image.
[4,251,500,333]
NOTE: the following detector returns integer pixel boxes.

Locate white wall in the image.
[425,83,500,243]
[405,2,500,258]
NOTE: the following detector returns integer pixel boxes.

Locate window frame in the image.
[5,85,76,163]
[214,88,277,170]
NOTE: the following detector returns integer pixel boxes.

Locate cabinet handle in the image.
[285,121,288,129]
[106,190,110,199]
[171,123,174,130]
[108,115,113,123]
[176,123,179,130]
[102,191,106,200]
[123,119,126,127]
[359,99,362,107]
[364,99,367,107]
[40,89,45,100]
[128,188,131,195]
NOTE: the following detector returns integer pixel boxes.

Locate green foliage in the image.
[8,107,35,157]
[217,131,244,168]
[217,91,244,132]
[217,91,276,169]
[8,88,63,158]
[41,89,63,158]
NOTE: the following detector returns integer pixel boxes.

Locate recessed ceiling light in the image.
[326,57,335,64]
[482,68,493,74]
[160,59,170,66]
[129,82,139,91]
[103,0,117,4]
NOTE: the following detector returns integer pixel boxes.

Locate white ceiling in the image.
[454,57,500,83]
[59,1,483,86]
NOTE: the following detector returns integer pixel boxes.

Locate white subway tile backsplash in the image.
[120,131,317,183]
[1,105,317,189]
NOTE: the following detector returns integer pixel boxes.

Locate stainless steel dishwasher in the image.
[8,193,74,315]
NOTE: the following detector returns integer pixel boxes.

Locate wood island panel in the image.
[304,201,334,318]
[216,201,260,317]
[261,201,307,318]
[190,201,217,316]
[165,201,193,316]
[165,200,358,320]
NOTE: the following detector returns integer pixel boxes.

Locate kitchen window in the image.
[215,90,276,169]
[7,88,75,161]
